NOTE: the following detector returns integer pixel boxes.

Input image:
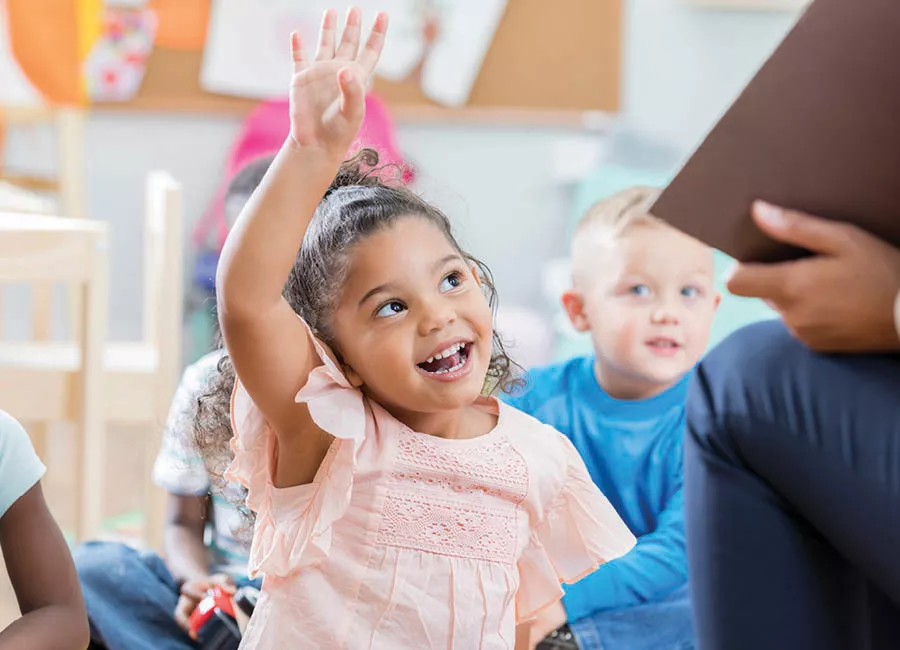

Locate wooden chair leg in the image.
[78,241,108,542]
[143,425,167,551]
[78,412,106,542]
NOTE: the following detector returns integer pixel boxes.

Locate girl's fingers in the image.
[358,12,389,75]
[290,31,308,74]
[314,9,338,61]
[335,6,362,60]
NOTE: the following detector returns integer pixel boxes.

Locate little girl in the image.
[197,8,635,648]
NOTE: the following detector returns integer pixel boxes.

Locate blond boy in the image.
[507,187,719,650]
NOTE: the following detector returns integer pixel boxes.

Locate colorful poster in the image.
[0,1,42,106]
[0,0,89,106]
[83,7,157,102]
[200,0,508,106]
[149,0,210,50]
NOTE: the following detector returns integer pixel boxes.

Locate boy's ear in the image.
[713,291,722,310]
[561,290,591,333]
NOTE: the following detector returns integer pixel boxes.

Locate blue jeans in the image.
[569,584,694,650]
[685,320,900,650]
[74,541,258,650]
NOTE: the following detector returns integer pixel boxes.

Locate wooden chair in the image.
[0,172,183,547]
[0,109,84,505]
[0,106,85,341]
[0,180,54,214]
[0,212,108,541]
[0,106,85,219]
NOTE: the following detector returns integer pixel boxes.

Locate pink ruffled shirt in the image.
[226,330,636,649]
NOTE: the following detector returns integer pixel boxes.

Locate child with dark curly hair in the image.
[194,8,635,649]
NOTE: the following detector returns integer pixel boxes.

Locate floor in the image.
[1,423,151,628]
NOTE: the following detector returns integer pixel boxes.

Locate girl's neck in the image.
[386,401,497,440]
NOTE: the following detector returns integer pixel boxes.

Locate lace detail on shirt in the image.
[375,430,529,564]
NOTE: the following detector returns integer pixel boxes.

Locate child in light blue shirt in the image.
[0,410,89,648]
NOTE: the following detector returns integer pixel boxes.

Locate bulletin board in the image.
[101,0,622,121]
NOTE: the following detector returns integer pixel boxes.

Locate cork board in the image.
[102,0,622,119]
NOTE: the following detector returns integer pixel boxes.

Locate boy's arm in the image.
[562,486,687,622]
[163,493,211,586]
[0,483,90,650]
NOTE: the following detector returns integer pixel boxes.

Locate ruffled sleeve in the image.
[516,435,636,622]
[223,322,368,579]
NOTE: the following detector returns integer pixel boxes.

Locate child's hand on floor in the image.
[288,7,388,159]
[174,574,236,638]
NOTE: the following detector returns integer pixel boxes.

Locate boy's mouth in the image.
[417,341,473,375]
[646,337,682,356]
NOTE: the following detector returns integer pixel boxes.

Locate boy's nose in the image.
[651,303,680,325]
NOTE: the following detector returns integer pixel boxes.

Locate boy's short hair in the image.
[225,154,276,202]
[571,186,662,287]
[574,186,661,240]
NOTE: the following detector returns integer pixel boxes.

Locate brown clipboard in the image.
[651,0,900,262]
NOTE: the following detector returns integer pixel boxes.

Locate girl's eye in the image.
[440,272,463,293]
[682,286,701,298]
[375,301,406,318]
[629,284,651,297]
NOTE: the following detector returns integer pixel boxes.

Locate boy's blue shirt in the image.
[503,355,689,622]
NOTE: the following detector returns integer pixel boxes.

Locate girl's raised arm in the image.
[216,9,387,482]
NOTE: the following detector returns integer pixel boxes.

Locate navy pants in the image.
[685,320,900,650]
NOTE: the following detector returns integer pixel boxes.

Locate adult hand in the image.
[727,201,900,352]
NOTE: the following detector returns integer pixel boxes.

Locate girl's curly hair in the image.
[193,149,523,530]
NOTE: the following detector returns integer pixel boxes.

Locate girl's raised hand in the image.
[288,7,389,158]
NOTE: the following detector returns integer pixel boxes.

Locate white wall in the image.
[622,0,798,155]
[2,1,803,347]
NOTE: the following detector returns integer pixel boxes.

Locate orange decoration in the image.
[5,0,83,104]
[149,0,210,51]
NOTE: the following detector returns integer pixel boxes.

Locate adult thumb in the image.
[752,201,849,256]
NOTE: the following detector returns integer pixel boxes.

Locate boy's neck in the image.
[593,359,682,402]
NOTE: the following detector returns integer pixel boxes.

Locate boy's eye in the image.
[375,301,406,318]
[629,284,651,297]
[682,286,701,298]
[440,272,463,293]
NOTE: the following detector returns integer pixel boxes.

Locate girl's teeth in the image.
[432,342,464,361]
[434,358,466,374]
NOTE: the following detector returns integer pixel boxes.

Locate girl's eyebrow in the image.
[359,282,398,307]
[432,253,462,273]
[358,254,462,307]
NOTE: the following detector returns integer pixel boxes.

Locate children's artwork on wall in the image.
[0,0,86,106]
[148,0,210,50]
[0,0,161,106]
[199,0,508,106]
[83,7,158,102]
[0,1,42,106]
